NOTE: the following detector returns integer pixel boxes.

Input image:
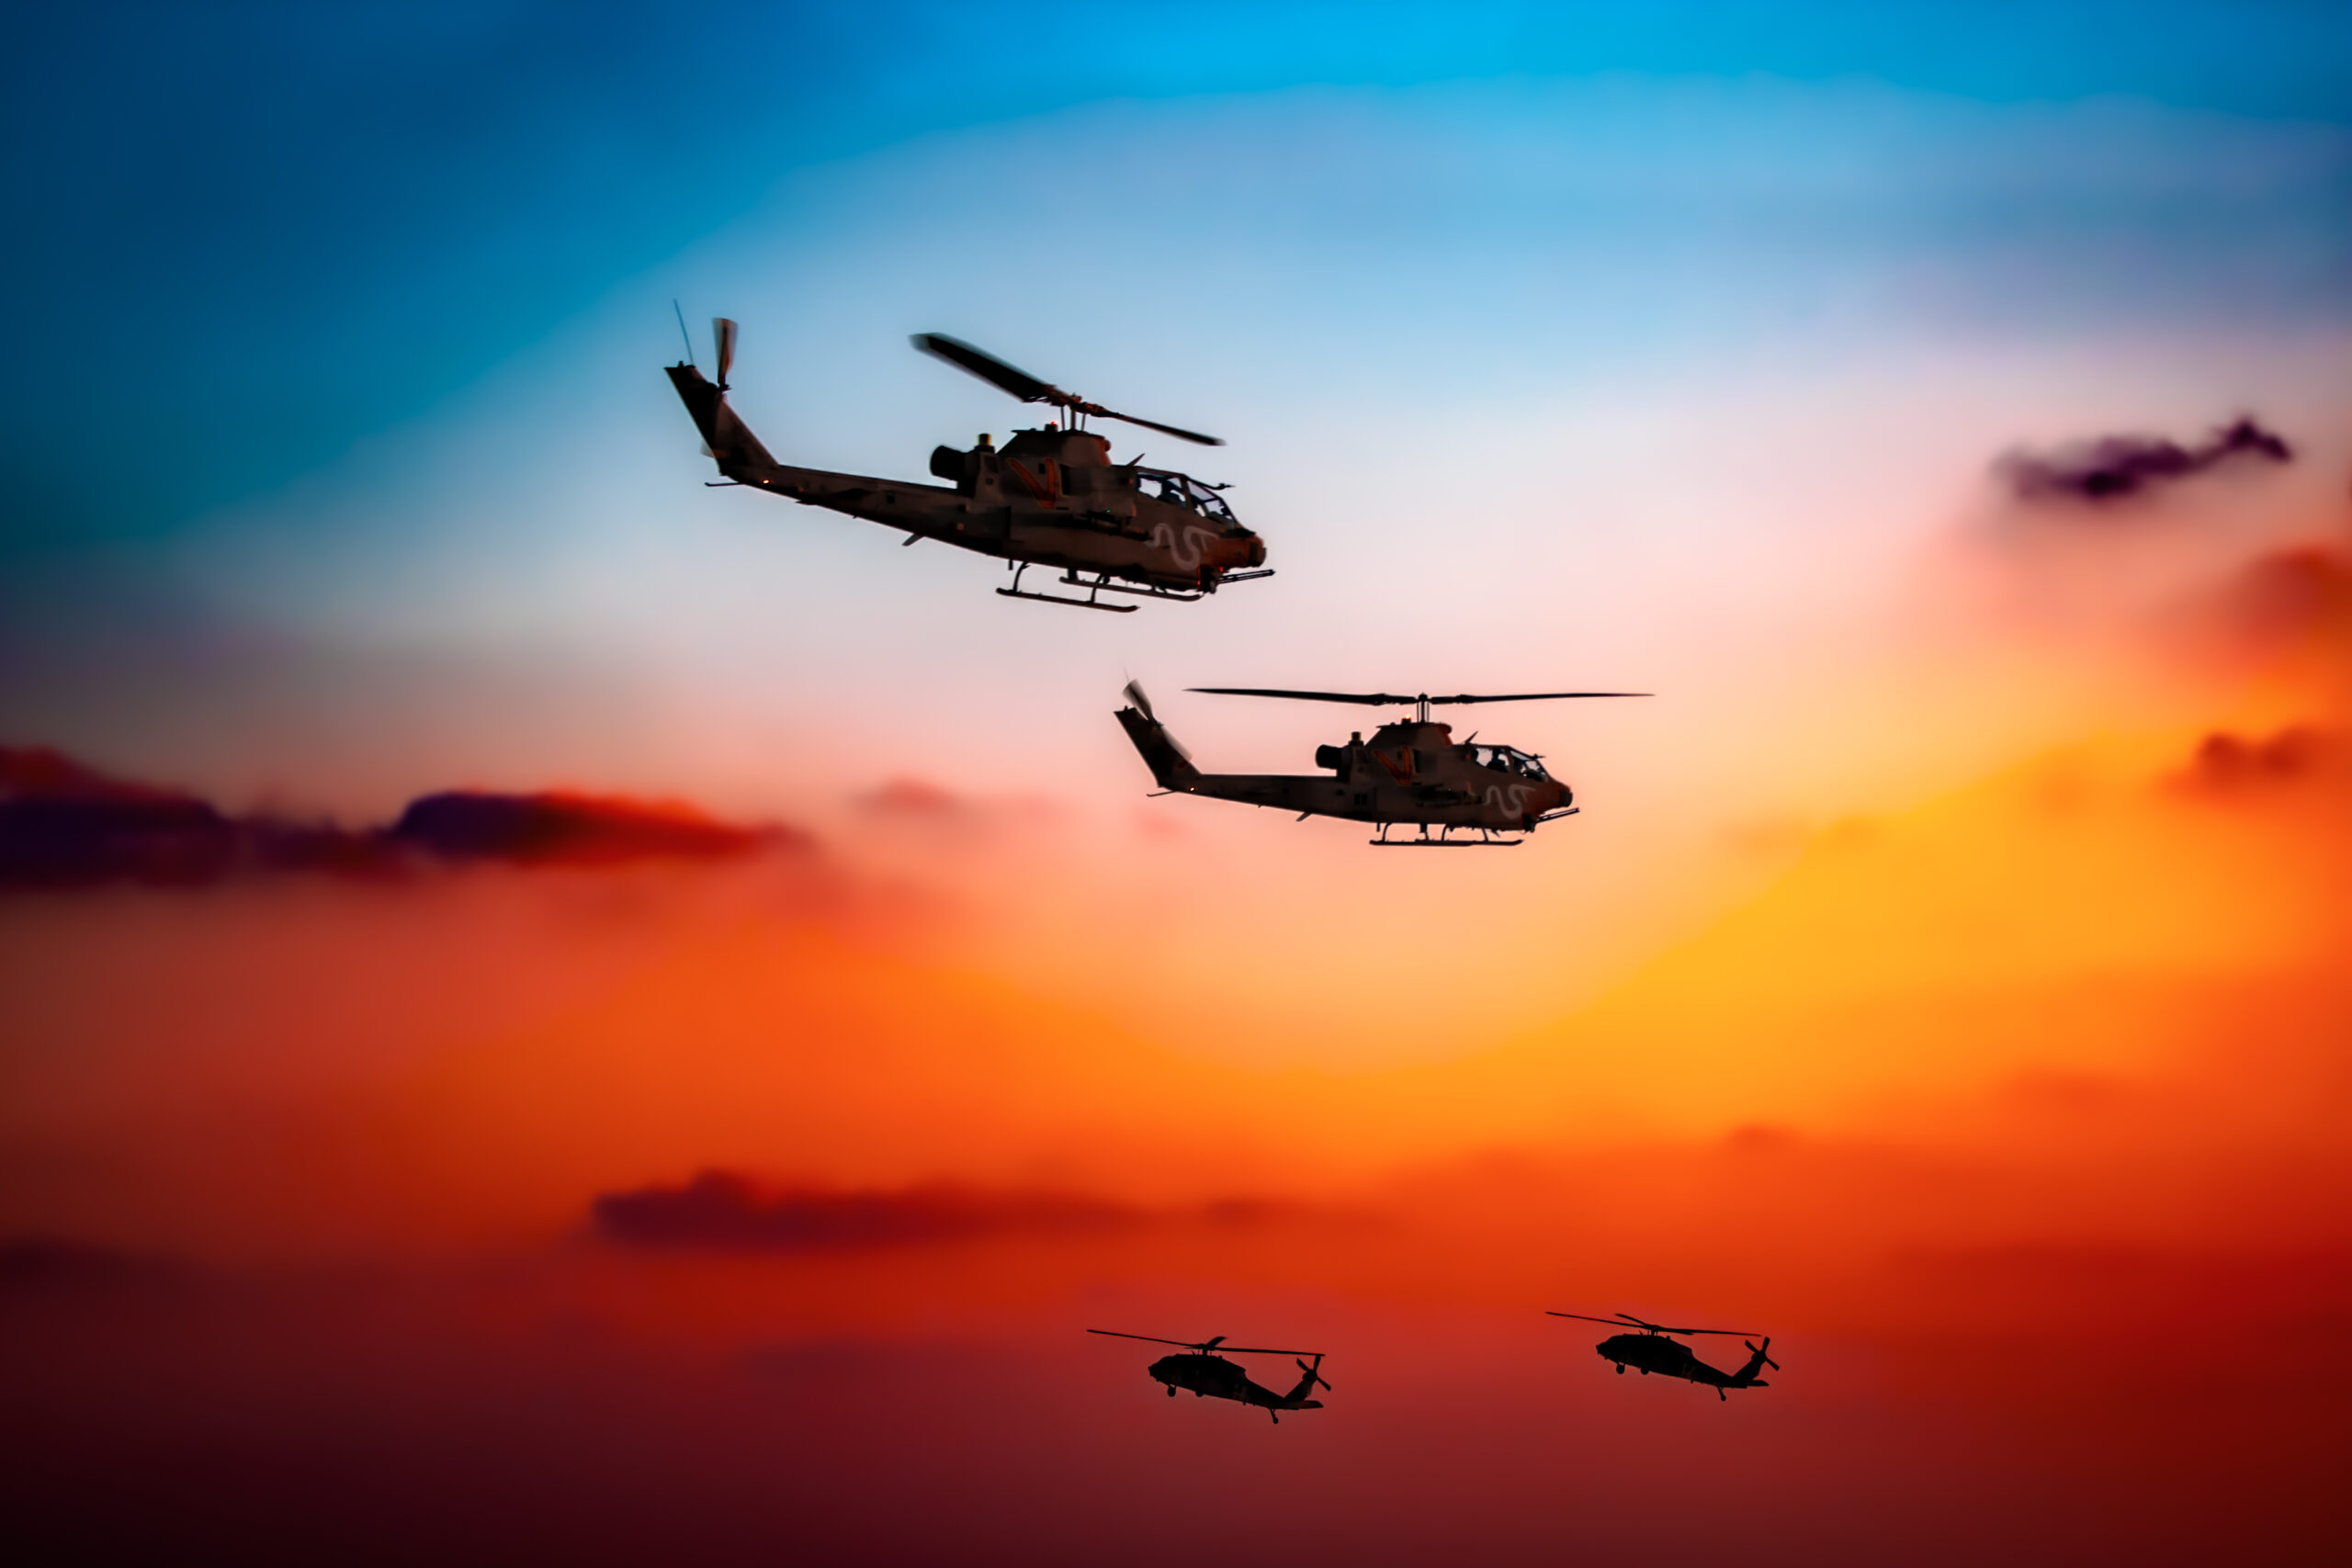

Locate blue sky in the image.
[4,3,2346,888]
[5,1,2346,550]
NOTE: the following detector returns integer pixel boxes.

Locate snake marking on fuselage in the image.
[1484,783,1532,818]
[1148,522,1218,572]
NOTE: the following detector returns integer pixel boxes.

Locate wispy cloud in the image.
[591,1170,1326,1253]
[1996,416,2293,505]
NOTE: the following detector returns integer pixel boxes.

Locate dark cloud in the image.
[592,1171,1145,1252]
[0,746,240,887]
[0,744,808,889]
[1998,416,2292,504]
[390,791,801,866]
[2169,726,2337,800]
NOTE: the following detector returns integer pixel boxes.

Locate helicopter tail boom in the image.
[666,363,779,477]
[1115,697,1200,790]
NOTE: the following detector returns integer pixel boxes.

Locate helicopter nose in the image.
[1244,536,1265,567]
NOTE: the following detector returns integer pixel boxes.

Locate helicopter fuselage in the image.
[1147,1352,1325,1416]
[1119,709,1576,835]
[1596,1332,1770,1393]
[668,365,1265,595]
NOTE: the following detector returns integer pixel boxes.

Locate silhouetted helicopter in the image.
[1087,1329,1330,1425]
[1115,682,1648,845]
[665,317,1271,612]
[1548,1312,1778,1401]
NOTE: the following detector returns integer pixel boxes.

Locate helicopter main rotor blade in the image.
[1548,1311,1763,1337]
[1089,407,1224,446]
[1086,1329,1208,1349]
[1085,1329,1320,1356]
[1191,689,1651,707]
[1191,688,1419,706]
[913,334,1225,445]
[911,333,1057,403]
[1430,692,1652,705]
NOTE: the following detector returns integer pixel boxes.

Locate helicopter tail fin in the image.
[666,361,779,477]
[1731,1337,1775,1388]
[1115,685,1199,791]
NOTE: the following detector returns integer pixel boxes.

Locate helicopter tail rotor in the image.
[1729,1337,1778,1388]
[1282,1354,1330,1405]
[713,317,738,390]
[1122,680,1157,724]
[664,312,778,476]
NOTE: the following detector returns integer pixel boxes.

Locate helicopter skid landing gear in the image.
[1369,822,1524,848]
[996,563,1137,613]
[1080,573,1208,603]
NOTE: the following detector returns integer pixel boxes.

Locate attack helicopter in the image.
[1115,682,1648,845]
[1087,1329,1331,1425]
[1547,1312,1779,1401]
[665,317,1271,611]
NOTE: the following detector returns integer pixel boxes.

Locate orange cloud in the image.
[2167,724,2338,799]
[6,507,2350,1562]
[2189,542,2352,668]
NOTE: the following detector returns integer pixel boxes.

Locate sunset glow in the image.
[5,5,2349,1562]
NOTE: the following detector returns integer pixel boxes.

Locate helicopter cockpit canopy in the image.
[1473,744,1550,779]
[1136,468,1239,526]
